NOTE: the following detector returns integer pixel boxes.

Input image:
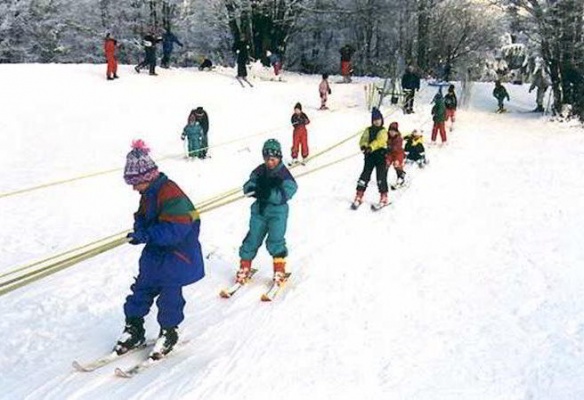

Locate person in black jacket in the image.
[401,65,421,114]
[135,31,162,75]
[232,36,250,78]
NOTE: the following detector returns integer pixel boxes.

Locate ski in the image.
[114,339,190,378]
[114,356,162,378]
[371,201,391,211]
[219,268,258,298]
[261,273,291,302]
[72,340,155,372]
[391,181,409,191]
[236,76,253,87]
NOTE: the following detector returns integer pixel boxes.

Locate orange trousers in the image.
[107,57,118,77]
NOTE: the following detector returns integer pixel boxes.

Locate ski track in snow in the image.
[1,65,584,399]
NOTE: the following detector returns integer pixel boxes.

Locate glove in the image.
[127,231,148,245]
[254,185,271,200]
[181,135,185,141]
[328,88,332,95]
[244,185,256,197]
[361,146,372,154]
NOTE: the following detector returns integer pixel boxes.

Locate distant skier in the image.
[181,113,205,159]
[116,140,204,359]
[135,31,162,75]
[404,129,428,168]
[401,65,421,114]
[385,122,406,189]
[352,107,389,209]
[493,80,510,113]
[104,32,119,81]
[529,60,550,112]
[188,107,209,158]
[232,36,250,79]
[161,28,183,69]
[235,139,298,288]
[431,92,447,144]
[290,102,310,165]
[444,84,458,131]
[339,44,355,83]
[319,73,332,110]
[266,50,282,78]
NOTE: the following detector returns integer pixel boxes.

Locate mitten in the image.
[127,231,149,245]
[254,185,270,200]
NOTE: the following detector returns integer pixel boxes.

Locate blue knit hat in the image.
[371,107,383,124]
[262,138,282,159]
[124,140,159,185]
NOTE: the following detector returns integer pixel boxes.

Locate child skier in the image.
[235,139,298,287]
[403,129,428,168]
[319,73,332,110]
[352,107,389,210]
[116,140,205,359]
[444,84,457,131]
[431,92,447,144]
[290,102,310,165]
[181,114,205,159]
[189,107,209,158]
[385,121,406,190]
[493,80,510,113]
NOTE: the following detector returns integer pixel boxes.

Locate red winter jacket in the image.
[386,133,404,164]
[104,38,117,59]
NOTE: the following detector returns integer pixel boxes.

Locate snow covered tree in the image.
[499,0,584,119]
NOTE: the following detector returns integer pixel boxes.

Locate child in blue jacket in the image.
[115,140,205,359]
[235,139,298,286]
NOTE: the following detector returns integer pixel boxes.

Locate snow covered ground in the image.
[1,64,584,400]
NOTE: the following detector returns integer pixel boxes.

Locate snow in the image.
[1,64,584,400]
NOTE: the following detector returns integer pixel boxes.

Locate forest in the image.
[0,0,582,120]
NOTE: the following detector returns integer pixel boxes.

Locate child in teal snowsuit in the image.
[235,139,298,286]
[181,114,204,159]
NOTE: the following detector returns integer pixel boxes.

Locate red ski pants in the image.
[107,57,118,77]
[291,127,309,159]
[432,122,447,143]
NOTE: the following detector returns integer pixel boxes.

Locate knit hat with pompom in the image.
[123,139,159,185]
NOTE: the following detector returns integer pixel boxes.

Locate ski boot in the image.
[371,192,390,211]
[114,317,146,355]
[235,260,253,284]
[273,258,287,287]
[150,327,178,360]
[351,190,364,210]
[380,192,389,205]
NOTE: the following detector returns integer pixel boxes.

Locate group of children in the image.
[352,107,429,209]
[116,78,465,361]
[116,137,297,360]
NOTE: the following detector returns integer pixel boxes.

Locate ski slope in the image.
[1,64,584,400]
